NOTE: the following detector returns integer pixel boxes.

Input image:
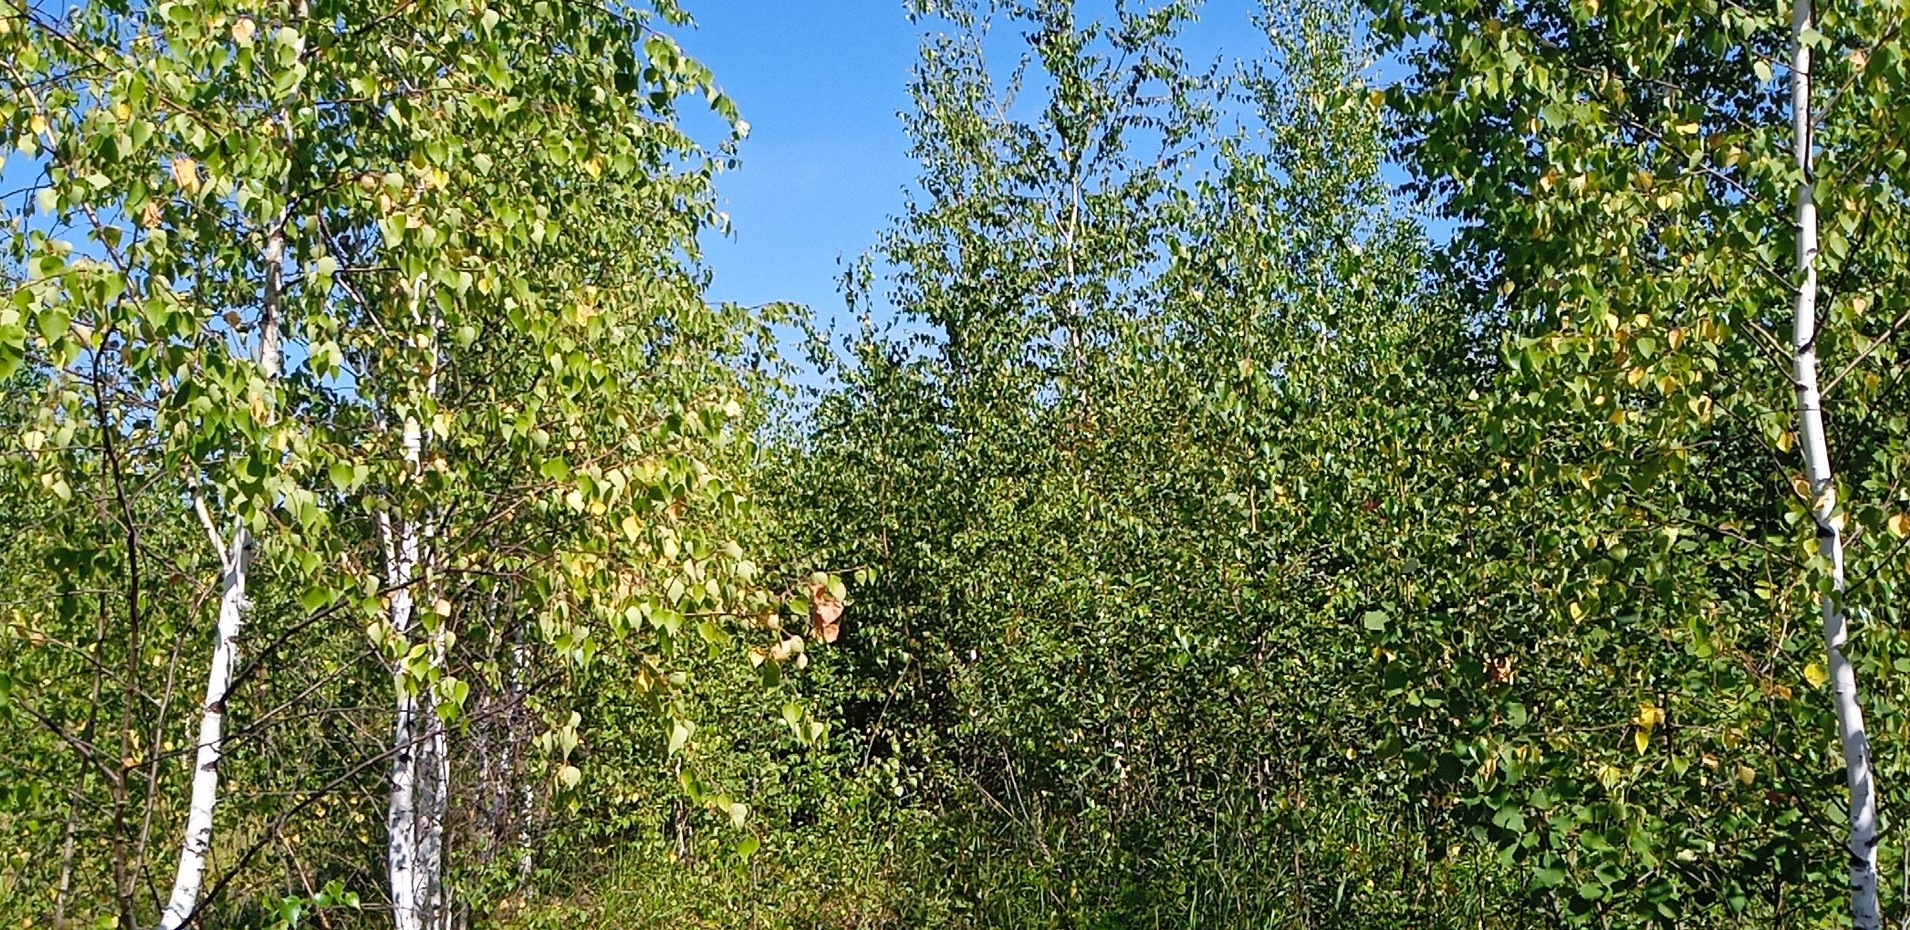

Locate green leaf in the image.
[298,586,332,612]
[37,307,69,343]
[667,717,694,755]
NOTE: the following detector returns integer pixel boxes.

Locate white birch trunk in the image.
[1790,3,1880,925]
[385,592,452,930]
[389,279,446,930]
[155,530,246,930]
[386,510,423,930]
[512,634,534,878]
[419,630,450,930]
[156,222,286,930]
[384,473,431,930]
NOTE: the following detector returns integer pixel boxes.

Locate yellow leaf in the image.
[1634,728,1651,753]
[28,113,46,135]
[1736,763,1756,785]
[619,513,642,541]
[231,17,256,44]
[170,157,201,194]
[1888,513,1910,539]
[432,597,452,617]
[1567,601,1585,621]
[1804,662,1829,688]
[1634,703,1663,730]
[1674,121,1700,135]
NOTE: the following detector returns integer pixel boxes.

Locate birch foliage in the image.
[780,0,1480,921]
[1370,0,1910,921]
[1,0,785,923]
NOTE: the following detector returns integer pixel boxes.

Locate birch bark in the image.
[513,632,534,878]
[384,447,426,930]
[156,220,285,930]
[388,282,446,930]
[419,629,450,929]
[1790,2,1880,925]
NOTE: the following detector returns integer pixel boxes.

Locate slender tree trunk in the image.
[389,282,445,930]
[385,506,425,930]
[157,220,285,930]
[156,531,247,930]
[109,772,137,930]
[52,787,80,930]
[512,630,534,878]
[420,631,451,930]
[1790,3,1880,925]
[473,589,524,876]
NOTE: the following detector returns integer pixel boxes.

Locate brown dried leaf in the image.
[809,582,843,644]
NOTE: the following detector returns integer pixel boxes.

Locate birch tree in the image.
[284,2,776,922]
[4,1,334,924]
[1788,0,1878,920]
[1372,0,1910,920]
[780,0,1473,919]
[156,1,308,918]
[2,0,779,925]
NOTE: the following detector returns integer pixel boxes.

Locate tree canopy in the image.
[4,0,1910,927]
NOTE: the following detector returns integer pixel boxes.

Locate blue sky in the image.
[675,1,1271,328]
[675,3,920,322]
